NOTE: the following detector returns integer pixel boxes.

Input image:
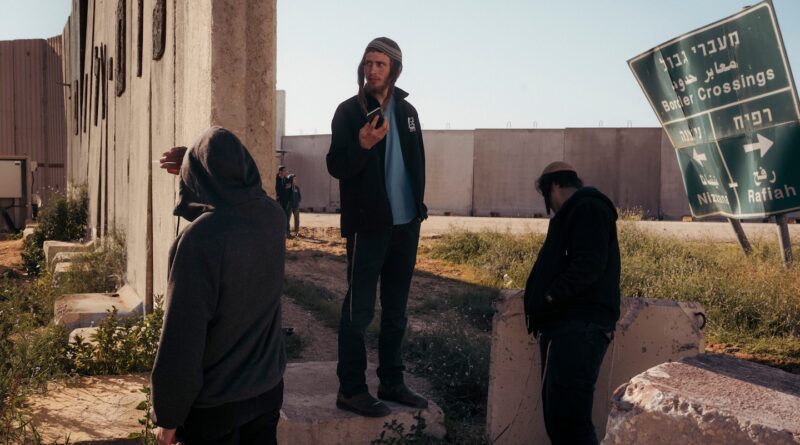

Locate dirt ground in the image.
[0,238,23,273]
[281,227,492,357]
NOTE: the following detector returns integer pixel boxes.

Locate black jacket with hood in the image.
[524,187,621,334]
[151,127,286,429]
[327,87,427,236]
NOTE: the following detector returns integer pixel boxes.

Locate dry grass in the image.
[426,224,800,371]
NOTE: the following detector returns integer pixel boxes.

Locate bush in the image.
[404,322,490,420]
[414,289,498,332]
[69,299,164,376]
[429,231,544,288]
[21,187,89,276]
[58,231,126,294]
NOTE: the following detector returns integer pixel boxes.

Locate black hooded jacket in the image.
[524,187,621,334]
[151,127,286,429]
[327,87,427,236]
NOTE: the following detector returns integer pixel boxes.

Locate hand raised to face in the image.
[159,146,187,175]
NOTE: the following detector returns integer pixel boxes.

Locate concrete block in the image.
[52,261,73,286]
[486,290,705,445]
[54,284,144,330]
[68,327,98,345]
[43,240,94,269]
[603,354,800,444]
[22,225,36,240]
[49,251,83,272]
[278,361,445,444]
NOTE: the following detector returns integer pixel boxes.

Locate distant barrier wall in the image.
[0,38,67,203]
[283,127,693,219]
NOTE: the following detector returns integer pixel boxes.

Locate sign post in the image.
[629,1,798,264]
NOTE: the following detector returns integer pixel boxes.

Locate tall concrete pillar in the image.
[175,0,277,194]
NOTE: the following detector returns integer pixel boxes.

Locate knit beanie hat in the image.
[365,37,402,63]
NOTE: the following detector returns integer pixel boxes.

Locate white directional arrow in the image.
[743,133,773,158]
[692,148,707,166]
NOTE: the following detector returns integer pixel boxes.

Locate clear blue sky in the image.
[3,0,799,135]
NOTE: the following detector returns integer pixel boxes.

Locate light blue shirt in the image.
[384,97,417,225]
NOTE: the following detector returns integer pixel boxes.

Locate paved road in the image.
[301,213,800,244]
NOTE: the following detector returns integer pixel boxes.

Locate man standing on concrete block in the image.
[524,161,621,445]
[327,37,428,417]
[153,127,286,444]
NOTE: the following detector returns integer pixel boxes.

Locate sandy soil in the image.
[0,238,23,273]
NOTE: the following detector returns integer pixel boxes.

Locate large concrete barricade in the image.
[486,290,705,444]
[603,354,800,444]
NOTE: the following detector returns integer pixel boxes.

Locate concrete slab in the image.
[52,261,73,286]
[278,361,445,444]
[54,285,143,330]
[486,290,705,445]
[603,354,800,444]
[22,225,36,240]
[68,327,99,345]
[43,240,94,270]
[50,251,83,272]
[28,374,146,445]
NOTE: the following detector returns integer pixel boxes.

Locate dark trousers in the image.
[337,220,420,396]
[279,200,291,233]
[288,204,299,232]
[539,326,611,445]
[176,380,283,445]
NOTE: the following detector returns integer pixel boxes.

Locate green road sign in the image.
[629,1,800,218]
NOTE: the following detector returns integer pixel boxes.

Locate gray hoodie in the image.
[151,126,286,429]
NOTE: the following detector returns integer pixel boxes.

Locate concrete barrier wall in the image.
[615,128,662,215]
[0,39,67,206]
[423,130,474,215]
[282,135,335,211]
[473,129,565,217]
[486,290,706,444]
[287,128,698,219]
[63,0,277,302]
[660,131,692,220]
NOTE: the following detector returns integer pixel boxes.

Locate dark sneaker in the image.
[377,383,429,409]
[336,391,391,417]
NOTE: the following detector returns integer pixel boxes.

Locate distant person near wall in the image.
[524,161,621,445]
[275,166,294,237]
[154,127,286,445]
[326,37,428,417]
[287,177,301,235]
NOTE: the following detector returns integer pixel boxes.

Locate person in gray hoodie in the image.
[153,126,286,445]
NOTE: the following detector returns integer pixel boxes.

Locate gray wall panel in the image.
[424,130,474,215]
[473,129,565,217]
